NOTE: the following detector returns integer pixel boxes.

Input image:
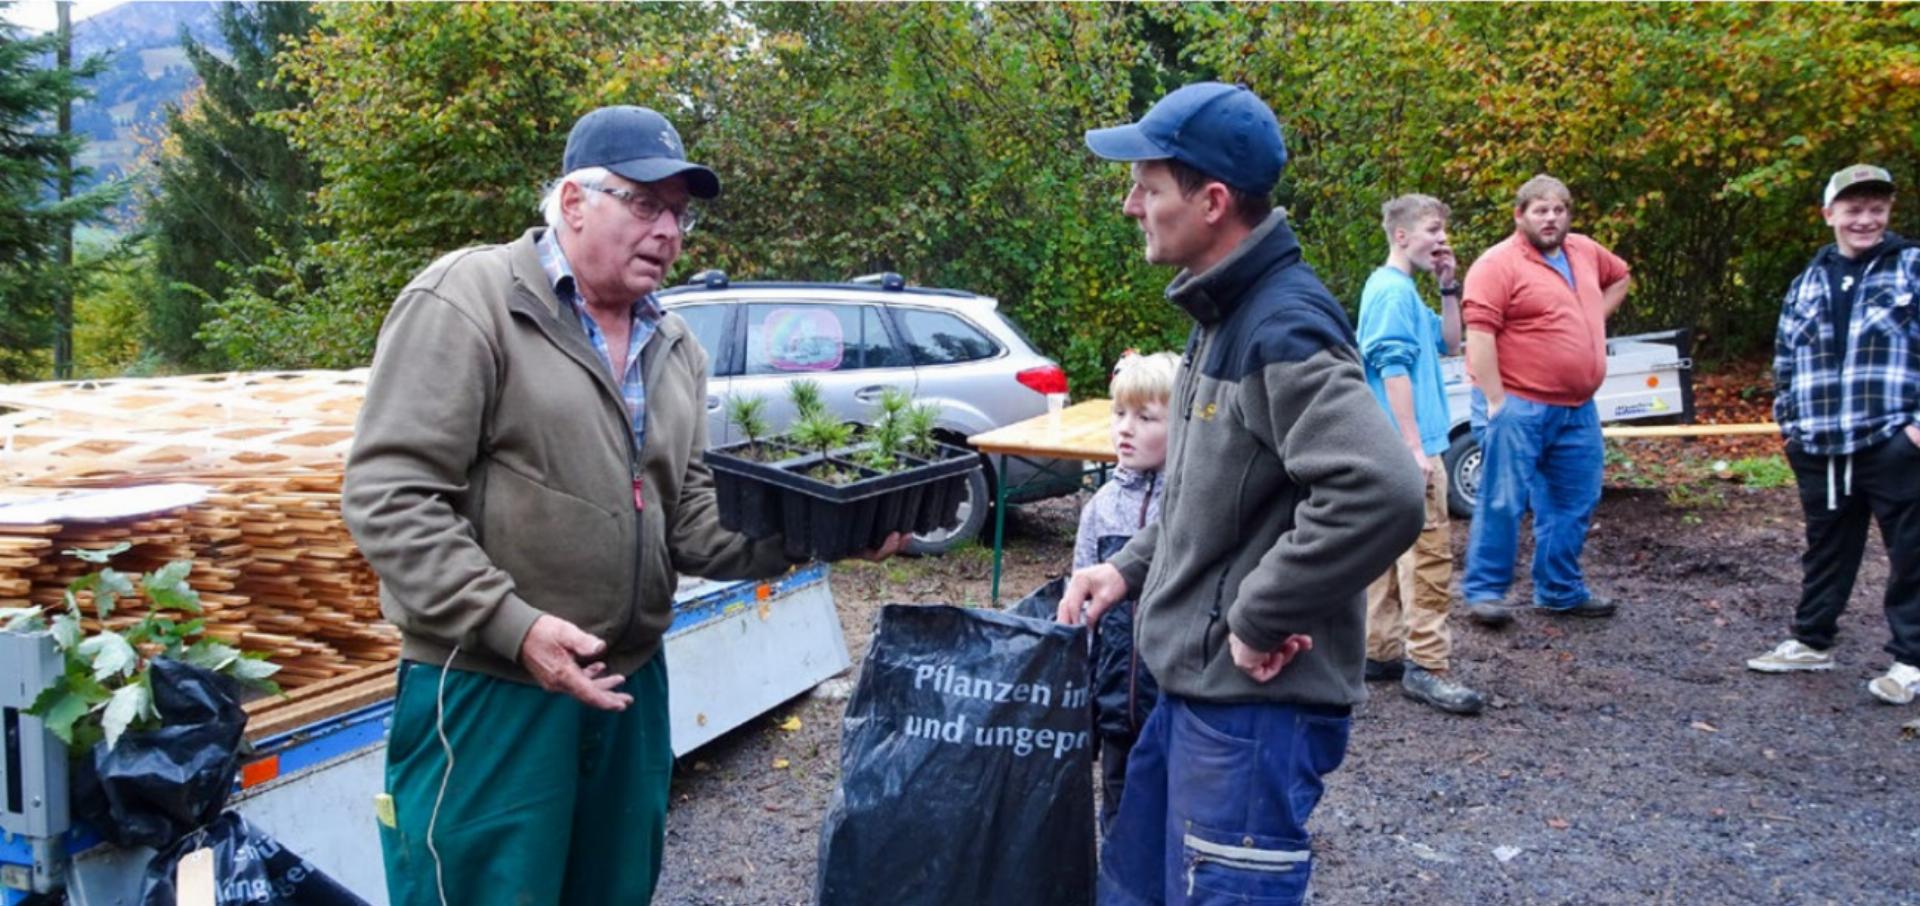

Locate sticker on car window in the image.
[761,307,845,372]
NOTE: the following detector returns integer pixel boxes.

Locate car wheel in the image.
[1443,432,1481,519]
[905,462,991,556]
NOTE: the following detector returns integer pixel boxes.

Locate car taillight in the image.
[1016,365,1069,396]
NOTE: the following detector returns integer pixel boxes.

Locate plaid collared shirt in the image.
[538,230,662,454]
[1773,236,1920,456]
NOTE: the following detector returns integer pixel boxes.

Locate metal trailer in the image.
[1439,328,1695,516]
[1,563,848,906]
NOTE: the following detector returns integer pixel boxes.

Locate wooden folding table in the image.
[969,399,1117,606]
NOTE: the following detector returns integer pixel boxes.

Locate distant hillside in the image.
[65,1,224,186]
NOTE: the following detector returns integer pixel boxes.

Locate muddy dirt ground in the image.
[655,471,1919,905]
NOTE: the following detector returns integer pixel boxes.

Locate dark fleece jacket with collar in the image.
[1108,212,1425,708]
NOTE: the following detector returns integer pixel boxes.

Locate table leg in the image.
[990,452,1009,607]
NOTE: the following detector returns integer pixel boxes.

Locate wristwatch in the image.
[1439,283,1463,296]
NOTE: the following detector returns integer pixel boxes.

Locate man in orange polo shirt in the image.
[1460,175,1631,625]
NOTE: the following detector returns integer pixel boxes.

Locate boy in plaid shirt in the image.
[1747,164,1920,705]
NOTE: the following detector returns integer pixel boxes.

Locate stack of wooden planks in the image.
[0,370,399,690]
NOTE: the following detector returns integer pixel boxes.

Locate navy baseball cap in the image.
[1085,82,1287,196]
[563,106,719,199]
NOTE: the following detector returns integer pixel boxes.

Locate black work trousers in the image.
[1788,432,1920,666]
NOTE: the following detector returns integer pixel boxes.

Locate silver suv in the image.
[657,271,1075,555]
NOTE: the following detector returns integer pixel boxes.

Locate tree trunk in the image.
[54,0,74,379]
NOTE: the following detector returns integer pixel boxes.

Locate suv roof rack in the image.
[684,269,729,289]
[656,274,983,302]
[848,272,907,291]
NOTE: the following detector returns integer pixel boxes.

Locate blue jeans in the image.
[1468,385,1489,446]
[1462,394,1604,608]
[1098,695,1350,906]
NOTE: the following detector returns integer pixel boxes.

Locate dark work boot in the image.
[1364,658,1406,683]
[1465,599,1516,627]
[1401,665,1486,715]
[1534,595,1617,619]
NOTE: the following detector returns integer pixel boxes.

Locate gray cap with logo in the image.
[1823,163,1893,207]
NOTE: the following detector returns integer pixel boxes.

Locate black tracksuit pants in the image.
[1788,432,1920,666]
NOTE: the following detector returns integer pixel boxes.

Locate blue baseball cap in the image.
[1085,82,1287,196]
[563,106,719,199]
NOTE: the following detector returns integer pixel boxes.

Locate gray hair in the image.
[540,166,612,228]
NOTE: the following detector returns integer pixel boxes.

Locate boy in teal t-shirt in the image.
[1355,193,1485,715]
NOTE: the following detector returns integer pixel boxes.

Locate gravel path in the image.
[655,488,1919,905]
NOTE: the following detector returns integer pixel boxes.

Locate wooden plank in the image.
[1602,422,1779,438]
[968,398,1118,462]
[245,670,397,742]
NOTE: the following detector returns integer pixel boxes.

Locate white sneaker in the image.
[1745,639,1834,673]
[1867,662,1920,705]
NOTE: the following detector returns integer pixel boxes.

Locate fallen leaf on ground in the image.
[1409,842,1459,864]
[1547,817,1570,830]
[778,716,803,732]
[1691,721,1719,733]
[772,758,791,769]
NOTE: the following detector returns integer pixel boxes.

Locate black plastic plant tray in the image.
[706,439,980,561]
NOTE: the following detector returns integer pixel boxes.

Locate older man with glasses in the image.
[344,105,902,906]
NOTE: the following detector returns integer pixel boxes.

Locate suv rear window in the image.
[743,303,907,374]
[896,308,1000,366]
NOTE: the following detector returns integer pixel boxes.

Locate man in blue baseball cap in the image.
[1061,82,1424,905]
[346,105,903,906]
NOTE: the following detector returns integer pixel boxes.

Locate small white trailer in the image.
[1439,328,1695,516]
[1,563,849,906]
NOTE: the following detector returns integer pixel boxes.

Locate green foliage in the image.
[72,235,167,377]
[200,2,728,369]
[169,2,1919,379]
[854,389,914,471]
[0,13,116,379]
[2,543,281,752]
[858,417,901,472]
[1181,3,1920,362]
[697,4,1186,397]
[143,1,326,370]
[1724,455,1793,489]
[900,402,942,458]
[873,387,912,423]
[787,378,827,420]
[787,409,854,460]
[727,394,772,447]
[1665,481,1726,511]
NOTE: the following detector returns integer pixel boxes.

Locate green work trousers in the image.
[378,653,671,906]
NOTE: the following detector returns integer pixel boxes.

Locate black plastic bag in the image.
[91,658,247,849]
[140,811,366,906]
[817,604,1095,906]
[83,659,366,905]
[1006,574,1067,621]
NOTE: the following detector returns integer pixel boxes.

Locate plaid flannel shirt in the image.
[1773,236,1920,456]
[538,230,661,454]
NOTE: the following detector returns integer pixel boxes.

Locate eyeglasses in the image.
[588,185,699,234]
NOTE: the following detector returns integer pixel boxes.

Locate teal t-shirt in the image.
[1356,266,1452,457]
[1542,249,1575,288]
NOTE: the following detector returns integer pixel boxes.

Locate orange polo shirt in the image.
[1461,232,1630,406]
